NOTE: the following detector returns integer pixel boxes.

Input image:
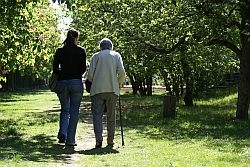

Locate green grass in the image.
[0,86,250,167]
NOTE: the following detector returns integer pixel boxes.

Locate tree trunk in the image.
[184,78,194,106]
[163,95,176,118]
[161,71,174,96]
[146,75,152,96]
[236,3,250,120]
[138,79,148,96]
[236,43,250,120]
[6,72,15,91]
[128,73,138,94]
[180,52,194,106]
[173,83,179,101]
[165,82,173,96]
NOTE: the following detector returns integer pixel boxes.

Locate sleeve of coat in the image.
[117,54,126,87]
[87,54,97,82]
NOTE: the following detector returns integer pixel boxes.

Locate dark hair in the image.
[63,29,79,46]
[63,29,79,55]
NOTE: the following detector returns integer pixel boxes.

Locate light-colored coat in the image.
[87,49,125,96]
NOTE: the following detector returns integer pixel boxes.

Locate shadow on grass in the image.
[0,90,118,163]
[0,134,77,163]
[80,91,250,147]
[117,90,250,153]
[0,110,78,163]
[0,88,50,101]
[78,146,119,155]
[1,87,249,162]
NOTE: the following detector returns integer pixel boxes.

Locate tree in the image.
[111,0,248,119]
[68,0,187,96]
[0,0,62,89]
[184,0,250,120]
[62,0,246,119]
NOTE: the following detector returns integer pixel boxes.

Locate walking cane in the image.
[119,96,125,146]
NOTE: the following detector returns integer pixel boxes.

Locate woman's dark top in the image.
[53,45,86,81]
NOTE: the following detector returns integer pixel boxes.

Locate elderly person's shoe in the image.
[65,143,77,146]
[107,140,114,146]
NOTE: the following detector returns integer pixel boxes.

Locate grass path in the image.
[44,94,125,167]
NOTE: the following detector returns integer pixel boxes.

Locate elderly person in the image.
[87,38,125,148]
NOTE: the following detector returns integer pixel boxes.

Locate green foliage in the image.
[68,0,239,95]
[0,0,62,88]
[1,0,248,118]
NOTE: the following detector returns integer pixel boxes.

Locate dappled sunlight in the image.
[0,134,77,163]
[118,87,250,156]
[0,87,249,166]
[196,93,238,106]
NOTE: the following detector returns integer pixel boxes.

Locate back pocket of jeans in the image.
[57,85,67,94]
[71,85,82,94]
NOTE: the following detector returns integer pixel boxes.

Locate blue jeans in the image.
[91,92,118,141]
[57,79,83,144]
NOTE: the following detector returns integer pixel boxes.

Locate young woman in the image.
[53,29,86,146]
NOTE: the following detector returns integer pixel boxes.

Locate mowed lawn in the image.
[0,86,250,167]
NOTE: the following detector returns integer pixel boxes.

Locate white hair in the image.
[99,38,113,50]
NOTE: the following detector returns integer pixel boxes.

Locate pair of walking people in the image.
[52,29,125,147]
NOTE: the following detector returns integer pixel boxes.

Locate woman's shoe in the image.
[95,140,102,148]
[58,134,66,143]
[65,143,77,146]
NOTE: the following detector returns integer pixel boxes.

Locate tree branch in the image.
[120,22,187,54]
[146,36,188,54]
[99,0,114,13]
[207,39,242,56]
[229,21,243,30]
